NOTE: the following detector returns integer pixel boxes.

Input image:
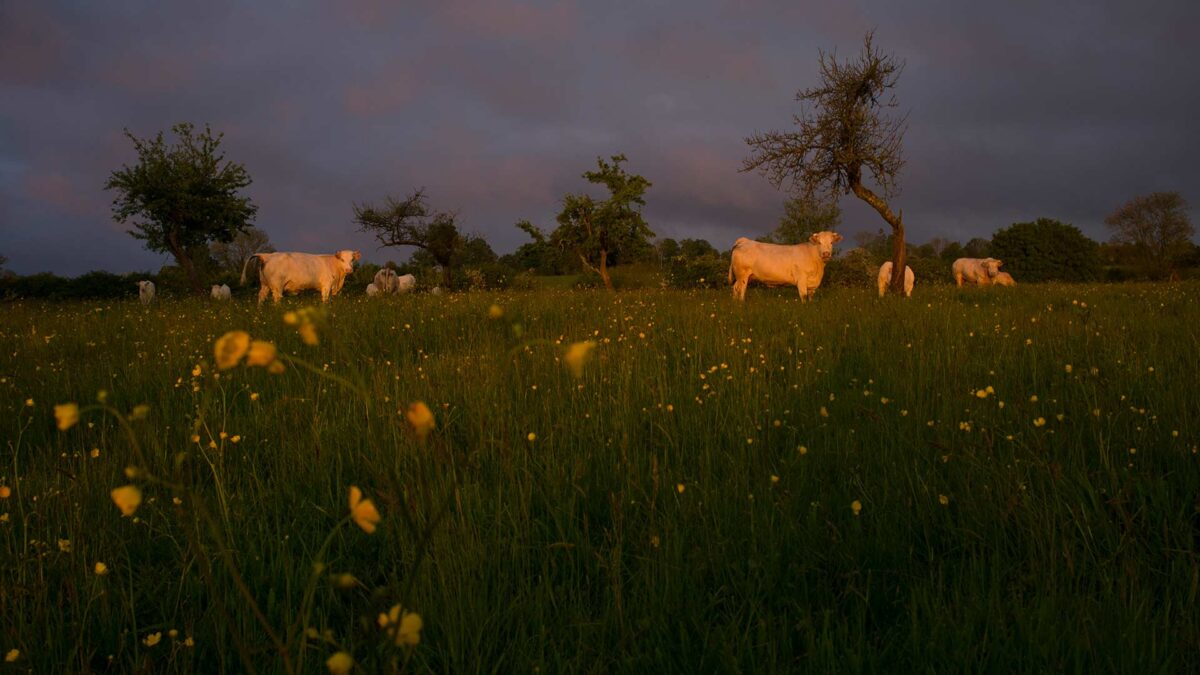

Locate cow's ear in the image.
[995,260,1003,267]
[809,233,820,243]
[832,233,843,243]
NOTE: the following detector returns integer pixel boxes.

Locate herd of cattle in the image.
[728,231,1013,301]
[131,234,1015,304]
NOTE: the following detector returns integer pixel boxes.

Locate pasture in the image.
[2,283,1198,673]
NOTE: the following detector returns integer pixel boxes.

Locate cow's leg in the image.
[954,271,964,287]
[258,285,270,305]
[797,283,809,302]
[732,273,747,301]
[271,286,283,304]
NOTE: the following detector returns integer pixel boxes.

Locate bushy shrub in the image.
[990,218,1101,282]
[663,254,729,289]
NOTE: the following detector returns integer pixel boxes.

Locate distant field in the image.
[1,283,1198,673]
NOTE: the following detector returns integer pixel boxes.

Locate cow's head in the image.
[982,258,1003,277]
[809,231,843,261]
[336,250,362,267]
[136,280,152,291]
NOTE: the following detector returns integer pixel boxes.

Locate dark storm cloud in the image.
[1,0,1196,274]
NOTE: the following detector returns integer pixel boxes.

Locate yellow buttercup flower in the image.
[129,404,151,421]
[396,611,423,647]
[851,500,863,516]
[57,538,71,553]
[143,632,162,647]
[245,340,278,367]
[0,486,10,499]
[938,494,950,506]
[326,651,354,675]
[4,649,18,662]
[214,331,251,370]
[564,340,596,377]
[405,402,436,441]
[54,403,80,431]
[111,485,142,516]
[95,561,109,575]
[348,486,381,534]
[1033,417,1046,427]
[298,322,319,346]
[488,304,504,319]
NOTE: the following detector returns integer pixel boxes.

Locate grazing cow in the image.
[211,284,232,300]
[395,273,416,293]
[994,272,1016,287]
[877,262,915,298]
[430,286,444,296]
[728,231,843,301]
[373,268,399,294]
[952,258,1003,287]
[242,250,361,304]
[136,280,155,305]
[366,283,381,297]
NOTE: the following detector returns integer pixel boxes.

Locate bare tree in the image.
[210,226,274,277]
[1105,192,1194,278]
[353,189,465,288]
[743,32,910,293]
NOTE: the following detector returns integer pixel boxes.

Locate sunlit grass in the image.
[1,282,1198,672]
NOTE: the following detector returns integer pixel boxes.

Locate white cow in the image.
[993,271,1016,287]
[395,273,416,293]
[136,280,156,305]
[211,284,232,300]
[243,250,361,304]
[728,231,843,301]
[430,286,444,296]
[373,268,399,294]
[952,258,1003,287]
[366,283,381,297]
[877,262,915,297]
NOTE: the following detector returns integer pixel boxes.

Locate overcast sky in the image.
[2,0,1197,275]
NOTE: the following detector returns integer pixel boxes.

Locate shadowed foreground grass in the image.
[1,283,1198,673]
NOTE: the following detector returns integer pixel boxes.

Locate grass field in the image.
[2,283,1198,673]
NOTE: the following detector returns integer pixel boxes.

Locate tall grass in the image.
[1,283,1197,672]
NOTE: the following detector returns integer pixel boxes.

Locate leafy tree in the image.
[679,239,718,258]
[460,236,498,267]
[743,32,910,294]
[550,154,653,291]
[939,241,964,264]
[989,218,1100,282]
[507,220,569,274]
[1105,192,1195,278]
[105,123,257,294]
[210,226,274,277]
[963,238,991,259]
[656,238,680,261]
[766,196,841,244]
[354,189,466,288]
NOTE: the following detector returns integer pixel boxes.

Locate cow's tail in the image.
[728,238,746,284]
[240,252,267,286]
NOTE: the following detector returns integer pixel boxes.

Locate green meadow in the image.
[2,283,1198,673]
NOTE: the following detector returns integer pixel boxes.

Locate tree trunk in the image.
[441,264,452,288]
[850,182,907,294]
[598,249,613,291]
[168,230,205,295]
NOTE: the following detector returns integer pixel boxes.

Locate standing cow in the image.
[952,258,1003,287]
[877,262,915,297]
[728,231,843,302]
[373,268,399,294]
[136,280,156,305]
[242,250,361,304]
